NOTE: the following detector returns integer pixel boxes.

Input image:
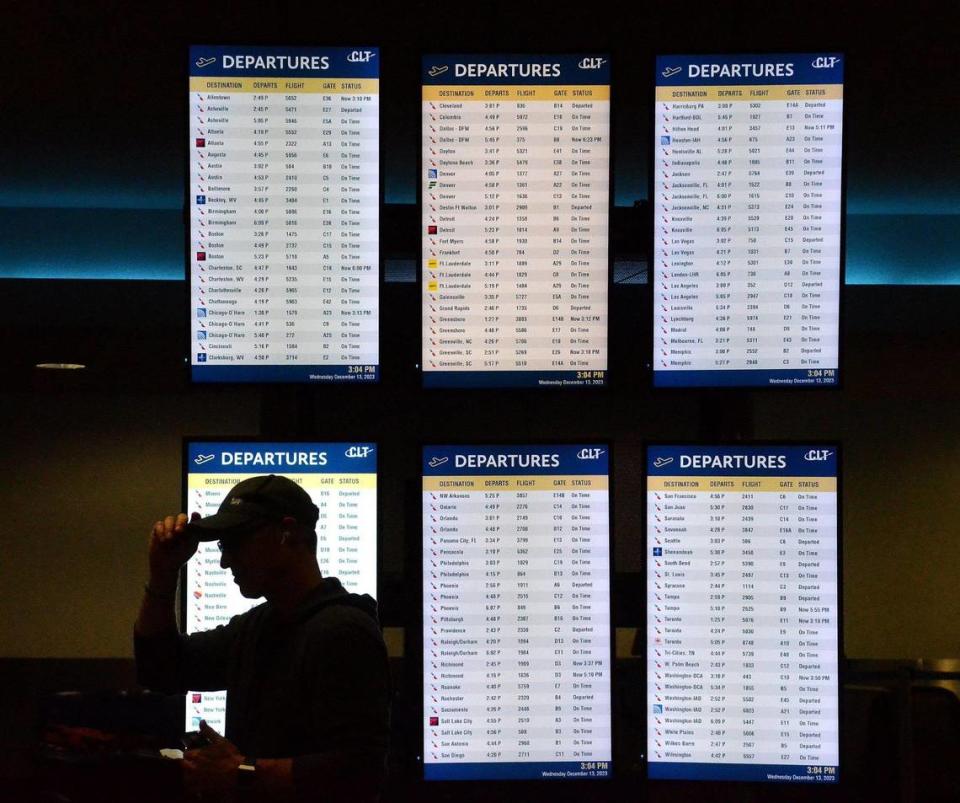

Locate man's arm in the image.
[134,513,198,691]
[182,722,297,802]
[182,620,390,803]
[135,513,198,637]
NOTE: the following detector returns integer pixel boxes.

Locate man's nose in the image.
[220,550,230,570]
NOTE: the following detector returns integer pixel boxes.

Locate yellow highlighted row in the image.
[423,85,609,102]
[190,77,379,94]
[189,473,376,491]
[656,84,843,102]
[424,475,608,492]
[647,476,835,493]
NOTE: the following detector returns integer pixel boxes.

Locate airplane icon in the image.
[195,57,216,69]
[661,66,682,78]
[194,454,216,466]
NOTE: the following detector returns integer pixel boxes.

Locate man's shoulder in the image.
[205,600,270,637]
[301,594,384,643]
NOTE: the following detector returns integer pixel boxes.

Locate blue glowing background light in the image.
[0,193,957,284]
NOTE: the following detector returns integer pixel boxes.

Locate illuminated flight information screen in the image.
[653,54,843,388]
[646,444,840,783]
[422,445,612,780]
[183,440,377,731]
[421,55,610,388]
[189,46,379,383]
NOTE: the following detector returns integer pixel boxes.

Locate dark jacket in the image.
[135,578,390,801]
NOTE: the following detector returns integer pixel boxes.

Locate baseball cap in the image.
[186,475,320,541]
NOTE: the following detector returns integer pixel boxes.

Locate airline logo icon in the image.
[577,447,605,460]
[804,449,834,462]
[427,65,449,78]
[195,56,216,69]
[345,445,374,459]
[348,50,376,63]
[661,66,682,78]
[194,453,215,466]
[652,456,674,468]
[427,456,449,468]
[812,56,840,69]
[578,57,607,70]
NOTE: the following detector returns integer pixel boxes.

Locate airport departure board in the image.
[183,441,377,731]
[189,46,379,383]
[653,54,843,388]
[422,445,612,780]
[646,444,840,783]
[422,55,610,388]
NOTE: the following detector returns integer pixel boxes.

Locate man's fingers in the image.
[152,514,192,544]
[198,719,224,742]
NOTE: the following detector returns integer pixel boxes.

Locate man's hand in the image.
[148,513,200,591]
[182,720,243,798]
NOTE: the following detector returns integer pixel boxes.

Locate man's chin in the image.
[233,578,260,598]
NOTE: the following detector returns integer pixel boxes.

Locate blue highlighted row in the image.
[425,761,611,781]
[653,368,839,388]
[649,761,838,783]
[423,370,606,388]
[192,364,379,383]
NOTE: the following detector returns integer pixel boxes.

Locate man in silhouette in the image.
[135,474,389,802]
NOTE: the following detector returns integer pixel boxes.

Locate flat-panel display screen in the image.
[646,444,840,783]
[422,444,612,779]
[422,55,610,388]
[189,46,379,383]
[653,54,843,388]
[182,440,377,730]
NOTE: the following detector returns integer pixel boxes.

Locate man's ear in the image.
[280,516,298,545]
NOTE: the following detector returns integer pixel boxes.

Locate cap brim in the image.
[186,511,268,541]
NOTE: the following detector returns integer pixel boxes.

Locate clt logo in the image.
[804,449,834,462]
[194,57,216,69]
[428,456,449,468]
[193,453,215,465]
[345,446,374,459]
[578,57,607,70]
[577,448,605,460]
[812,56,840,69]
[348,50,376,63]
